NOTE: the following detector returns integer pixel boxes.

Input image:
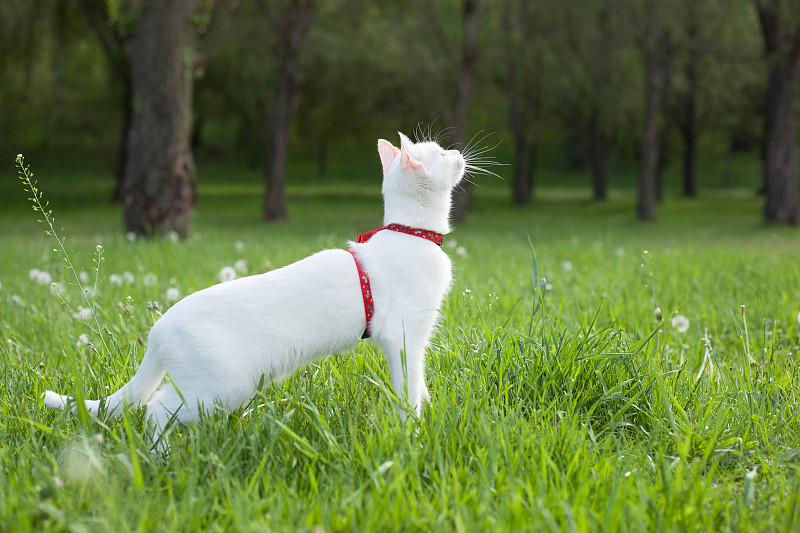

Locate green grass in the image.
[1,156,799,532]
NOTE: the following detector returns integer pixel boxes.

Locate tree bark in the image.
[589,108,609,201]
[756,0,800,224]
[450,0,480,222]
[262,0,314,222]
[637,8,669,221]
[121,0,199,238]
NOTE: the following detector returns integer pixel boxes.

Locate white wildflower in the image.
[234,259,247,273]
[123,271,135,284]
[110,274,123,286]
[79,271,90,283]
[11,294,22,305]
[143,273,158,286]
[561,260,573,272]
[29,268,41,281]
[671,314,690,333]
[167,230,180,243]
[234,240,245,252]
[218,266,237,283]
[165,287,180,302]
[77,334,90,346]
[126,231,137,242]
[82,287,94,299]
[50,282,65,296]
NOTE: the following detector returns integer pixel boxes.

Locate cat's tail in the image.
[43,349,165,418]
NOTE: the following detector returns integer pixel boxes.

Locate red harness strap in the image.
[349,224,444,339]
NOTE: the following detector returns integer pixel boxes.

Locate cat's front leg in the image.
[375,331,429,418]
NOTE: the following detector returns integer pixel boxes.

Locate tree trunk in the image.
[121,0,199,238]
[757,0,800,225]
[263,0,314,222]
[450,0,480,222]
[589,108,609,201]
[638,9,668,221]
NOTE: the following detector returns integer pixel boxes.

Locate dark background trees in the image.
[1,0,795,232]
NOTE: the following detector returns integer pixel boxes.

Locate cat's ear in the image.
[398,132,424,173]
[377,139,400,175]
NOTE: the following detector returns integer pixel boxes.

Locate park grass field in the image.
[1,155,799,532]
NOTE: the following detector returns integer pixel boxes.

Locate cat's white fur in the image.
[43,132,465,452]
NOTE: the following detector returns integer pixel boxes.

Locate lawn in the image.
[1,154,799,532]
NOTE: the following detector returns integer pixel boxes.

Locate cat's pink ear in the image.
[398,132,424,173]
[377,139,400,175]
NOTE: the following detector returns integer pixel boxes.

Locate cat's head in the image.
[377,132,466,233]
[378,132,465,194]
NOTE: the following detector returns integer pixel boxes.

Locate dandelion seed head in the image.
[455,246,468,258]
[79,271,89,283]
[165,287,180,302]
[671,314,690,333]
[234,259,247,273]
[234,240,245,252]
[143,273,158,286]
[77,334,89,346]
[75,306,92,321]
[561,260,573,272]
[50,282,65,296]
[126,231,137,242]
[167,231,180,243]
[123,271,135,284]
[109,274,122,286]
[218,266,237,283]
[11,294,22,305]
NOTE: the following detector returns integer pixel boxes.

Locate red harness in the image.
[347,224,444,338]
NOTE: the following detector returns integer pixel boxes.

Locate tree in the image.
[449,0,481,222]
[500,0,545,205]
[120,0,204,237]
[755,0,800,225]
[259,0,315,222]
[637,1,673,220]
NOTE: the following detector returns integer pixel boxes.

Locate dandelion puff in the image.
[123,271,135,284]
[75,306,93,321]
[218,266,237,283]
[446,239,458,249]
[126,231,137,242]
[11,294,23,305]
[79,271,89,284]
[671,314,690,333]
[234,240,245,252]
[234,259,247,273]
[143,273,158,286]
[77,333,90,347]
[561,260,573,272]
[455,246,468,258]
[28,268,41,281]
[110,274,122,286]
[165,287,180,302]
[167,230,180,243]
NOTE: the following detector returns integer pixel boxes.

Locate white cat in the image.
[44,132,466,452]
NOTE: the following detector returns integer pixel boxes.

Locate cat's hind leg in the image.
[145,385,200,456]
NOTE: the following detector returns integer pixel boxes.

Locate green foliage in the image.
[1,160,798,531]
